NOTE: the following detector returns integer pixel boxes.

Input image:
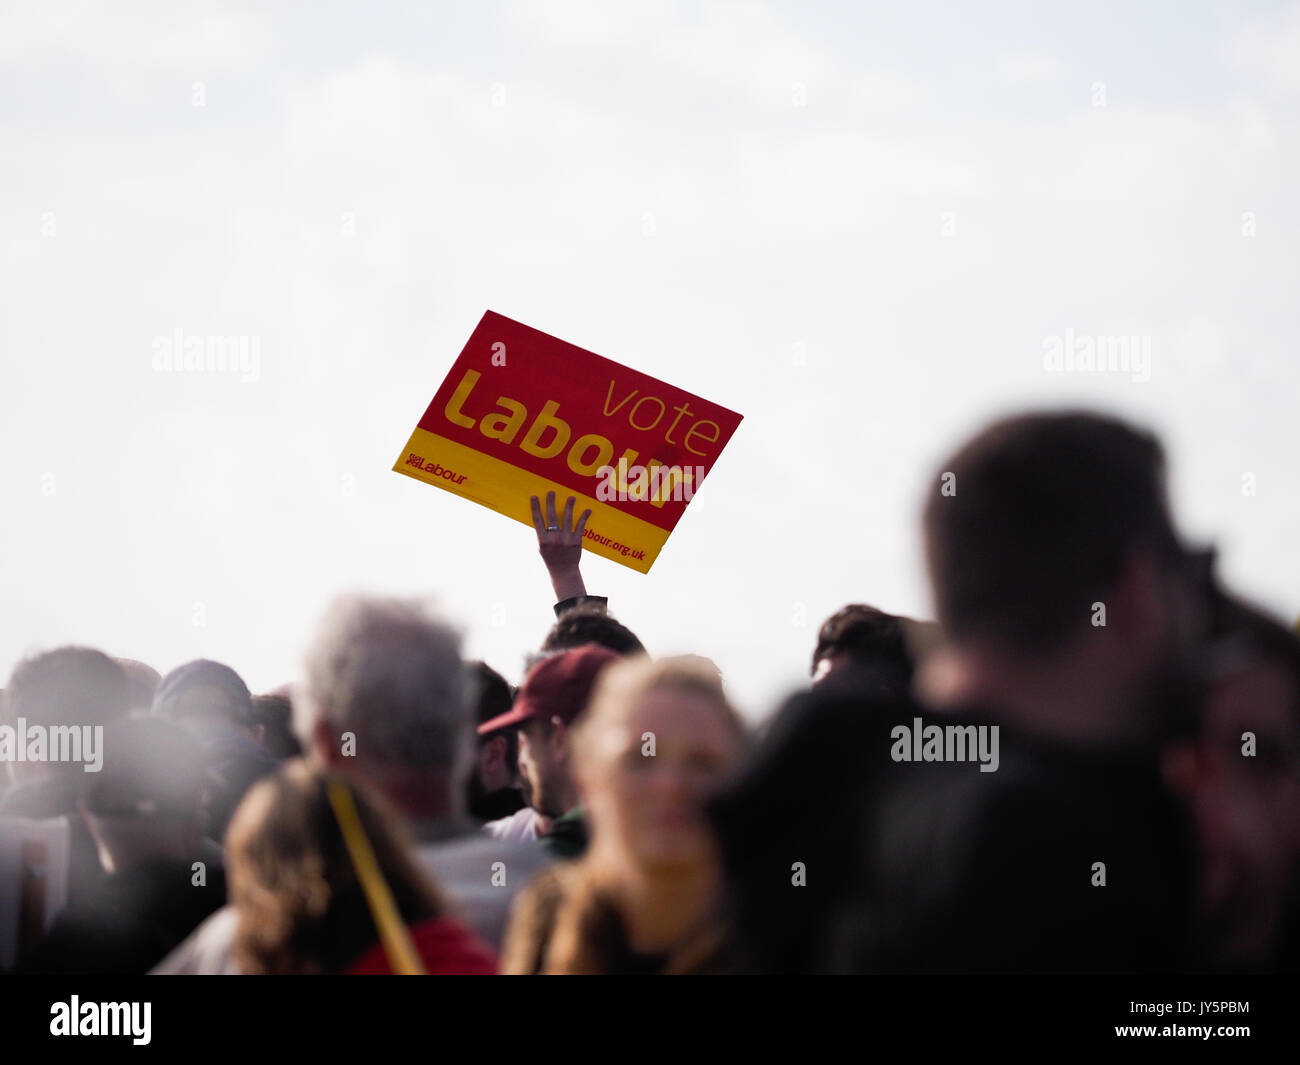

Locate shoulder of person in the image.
[499,863,583,974]
[149,904,241,975]
[421,829,549,876]
[483,805,541,840]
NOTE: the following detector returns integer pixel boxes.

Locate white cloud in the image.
[0,0,269,71]
[657,3,834,107]
[1226,4,1300,95]
[505,0,920,116]
[996,53,1064,83]
[500,0,678,51]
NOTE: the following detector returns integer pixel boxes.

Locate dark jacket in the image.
[708,685,1196,974]
[18,846,227,974]
[855,724,1195,974]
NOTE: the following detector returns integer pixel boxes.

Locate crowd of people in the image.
[2,408,1297,974]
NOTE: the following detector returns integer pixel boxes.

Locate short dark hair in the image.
[1210,597,1300,719]
[540,606,645,658]
[6,647,130,731]
[812,605,913,681]
[114,658,161,713]
[469,661,517,770]
[152,659,254,727]
[924,411,1187,652]
[251,693,304,760]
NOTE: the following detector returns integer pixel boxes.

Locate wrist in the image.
[554,594,608,618]
[549,568,587,602]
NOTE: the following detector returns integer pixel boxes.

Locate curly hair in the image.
[811,604,912,680]
[540,606,646,658]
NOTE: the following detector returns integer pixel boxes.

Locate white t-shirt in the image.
[482,806,542,843]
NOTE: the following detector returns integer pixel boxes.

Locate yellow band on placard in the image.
[393,426,671,573]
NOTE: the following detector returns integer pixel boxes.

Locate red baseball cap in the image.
[476,644,622,735]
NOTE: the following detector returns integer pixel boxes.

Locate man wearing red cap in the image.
[478,644,622,860]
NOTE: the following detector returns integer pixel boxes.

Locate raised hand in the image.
[530,491,592,602]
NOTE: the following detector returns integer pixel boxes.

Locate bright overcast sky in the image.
[2,1,1298,719]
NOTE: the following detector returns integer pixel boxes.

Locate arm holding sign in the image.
[530,492,608,617]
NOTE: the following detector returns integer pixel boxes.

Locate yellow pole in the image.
[326,778,426,975]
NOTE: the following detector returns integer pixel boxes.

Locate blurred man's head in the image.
[5,647,130,786]
[540,606,645,658]
[1167,602,1300,966]
[152,659,256,734]
[466,661,519,818]
[80,716,205,873]
[479,644,622,819]
[297,596,470,821]
[811,605,915,694]
[151,659,277,839]
[113,658,161,713]
[251,691,303,761]
[920,411,1205,747]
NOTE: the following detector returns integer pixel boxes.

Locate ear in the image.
[549,716,570,760]
[248,723,266,747]
[811,655,837,685]
[483,735,506,773]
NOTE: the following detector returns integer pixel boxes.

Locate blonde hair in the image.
[571,654,747,771]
